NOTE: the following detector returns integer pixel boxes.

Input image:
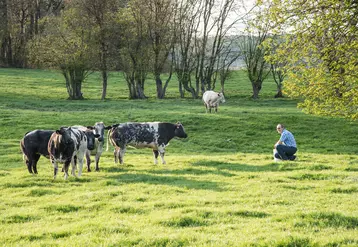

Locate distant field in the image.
[0,68,357,246]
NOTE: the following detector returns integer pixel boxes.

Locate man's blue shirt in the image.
[280,129,297,148]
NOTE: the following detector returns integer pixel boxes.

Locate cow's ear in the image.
[56,130,61,134]
[87,126,95,130]
[94,134,100,138]
[104,125,112,130]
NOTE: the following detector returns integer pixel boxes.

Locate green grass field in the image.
[0,68,357,246]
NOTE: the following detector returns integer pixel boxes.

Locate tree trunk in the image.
[274,88,283,98]
[251,81,262,99]
[155,75,164,99]
[62,68,85,100]
[100,40,108,100]
[101,70,107,100]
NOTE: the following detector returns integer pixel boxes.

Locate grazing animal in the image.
[72,122,106,171]
[107,122,188,165]
[202,90,226,113]
[20,130,54,174]
[48,127,99,179]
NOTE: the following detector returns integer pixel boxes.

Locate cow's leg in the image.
[86,150,91,172]
[204,103,208,113]
[32,154,41,174]
[63,159,71,180]
[95,152,102,171]
[70,157,76,177]
[158,145,166,164]
[77,155,84,177]
[70,155,78,176]
[119,147,126,164]
[152,150,159,165]
[113,148,119,163]
[51,158,58,179]
[25,156,33,174]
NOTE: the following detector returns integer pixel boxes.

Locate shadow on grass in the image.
[106,173,225,191]
[146,167,235,177]
[191,160,303,172]
[294,212,358,229]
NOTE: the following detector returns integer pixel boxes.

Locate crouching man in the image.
[273,123,297,161]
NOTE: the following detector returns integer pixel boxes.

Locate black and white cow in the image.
[20,130,54,174]
[47,127,99,179]
[107,122,187,165]
[73,122,106,172]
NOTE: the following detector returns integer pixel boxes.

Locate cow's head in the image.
[218,92,226,103]
[93,122,106,142]
[84,128,100,150]
[174,122,188,138]
[54,127,75,154]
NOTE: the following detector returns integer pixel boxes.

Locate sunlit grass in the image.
[0,68,357,246]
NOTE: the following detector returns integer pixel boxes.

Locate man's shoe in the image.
[288,155,296,161]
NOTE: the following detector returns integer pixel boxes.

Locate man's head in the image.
[276,124,285,134]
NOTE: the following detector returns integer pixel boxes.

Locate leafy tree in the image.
[117,4,152,99]
[78,0,124,100]
[259,0,358,119]
[28,8,96,99]
[0,0,63,67]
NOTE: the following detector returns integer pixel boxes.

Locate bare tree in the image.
[172,0,201,98]
[174,0,246,98]
[138,0,177,99]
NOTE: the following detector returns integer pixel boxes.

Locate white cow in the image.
[202,90,226,113]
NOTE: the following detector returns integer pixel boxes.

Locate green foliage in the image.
[260,0,358,119]
[0,68,358,246]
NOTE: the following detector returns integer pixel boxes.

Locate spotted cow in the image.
[107,122,187,165]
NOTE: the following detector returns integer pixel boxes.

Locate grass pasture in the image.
[0,68,358,246]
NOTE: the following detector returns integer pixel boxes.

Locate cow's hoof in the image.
[95,168,100,172]
[87,169,91,172]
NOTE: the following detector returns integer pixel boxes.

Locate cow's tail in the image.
[20,139,27,161]
[106,128,112,152]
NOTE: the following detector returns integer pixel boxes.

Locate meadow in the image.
[0,68,357,247]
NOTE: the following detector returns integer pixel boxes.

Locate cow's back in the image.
[202,91,217,103]
[21,130,54,157]
[113,122,158,148]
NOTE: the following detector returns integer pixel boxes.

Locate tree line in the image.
[1,0,260,99]
[1,0,357,120]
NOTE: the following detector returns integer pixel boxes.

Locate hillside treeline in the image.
[0,0,247,100]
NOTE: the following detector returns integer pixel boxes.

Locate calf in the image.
[202,90,226,113]
[73,122,106,171]
[107,122,187,165]
[20,130,54,174]
[48,127,98,179]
